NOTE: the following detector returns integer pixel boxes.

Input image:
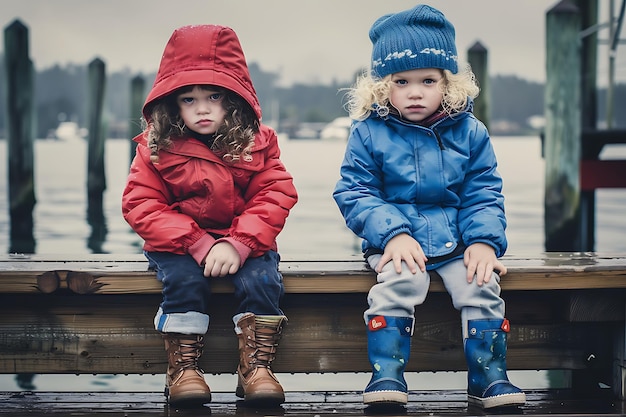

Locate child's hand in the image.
[376,233,428,274]
[463,242,507,286]
[203,241,241,277]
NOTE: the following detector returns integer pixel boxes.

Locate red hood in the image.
[143,25,261,121]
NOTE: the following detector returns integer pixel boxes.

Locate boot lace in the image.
[173,337,204,374]
[246,318,283,367]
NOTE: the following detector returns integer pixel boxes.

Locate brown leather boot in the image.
[235,313,287,406]
[162,333,212,407]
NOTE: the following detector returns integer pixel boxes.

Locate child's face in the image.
[177,86,227,135]
[389,68,444,122]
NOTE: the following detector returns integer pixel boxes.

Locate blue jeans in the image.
[145,250,285,334]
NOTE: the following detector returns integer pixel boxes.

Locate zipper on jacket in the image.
[433,129,445,150]
[382,112,448,151]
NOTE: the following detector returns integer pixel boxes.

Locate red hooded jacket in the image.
[122,25,298,266]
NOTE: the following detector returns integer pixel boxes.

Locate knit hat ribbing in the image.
[369,4,458,78]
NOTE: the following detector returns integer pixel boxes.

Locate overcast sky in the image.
[2,1,624,87]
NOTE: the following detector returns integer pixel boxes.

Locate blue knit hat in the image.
[370,4,458,78]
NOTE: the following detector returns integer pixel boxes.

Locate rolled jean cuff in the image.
[154,307,209,334]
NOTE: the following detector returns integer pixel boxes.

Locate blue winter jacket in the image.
[333,106,507,270]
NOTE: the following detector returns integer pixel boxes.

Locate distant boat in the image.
[55,122,87,142]
[320,117,352,141]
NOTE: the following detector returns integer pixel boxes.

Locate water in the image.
[1,135,625,392]
[2,135,625,256]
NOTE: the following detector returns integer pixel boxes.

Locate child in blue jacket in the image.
[333,4,525,410]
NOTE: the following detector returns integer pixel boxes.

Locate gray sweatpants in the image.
[365,255,505,338]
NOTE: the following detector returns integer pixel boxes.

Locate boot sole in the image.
[240,392,285,407]
[363,390,408,405]
[167,395,212,408]
[166,387,212,408]
[468,391,526,409]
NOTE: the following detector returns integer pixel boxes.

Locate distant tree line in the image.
[0,55,625,139]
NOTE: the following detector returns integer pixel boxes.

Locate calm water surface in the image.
[0,135,625,391]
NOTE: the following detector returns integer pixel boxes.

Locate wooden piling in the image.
[86,58,107,253]
[467,41,489,130]
[544,1,582,251]
[128,75,145,164]
[4,20,36,253]
[577,0,599,251]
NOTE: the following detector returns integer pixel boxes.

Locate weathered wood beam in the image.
[0,252,624,399]
[1,253,625,295]
[0,291,616,375]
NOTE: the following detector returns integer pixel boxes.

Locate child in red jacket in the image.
[122,25,297,408]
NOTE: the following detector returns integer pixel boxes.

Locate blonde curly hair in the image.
[145,85,259,164]
[344,63,479,121]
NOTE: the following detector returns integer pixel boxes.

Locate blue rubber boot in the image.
[363,315,413,405]
[465,318,526,409]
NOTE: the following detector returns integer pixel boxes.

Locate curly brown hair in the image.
[145,85,260,163]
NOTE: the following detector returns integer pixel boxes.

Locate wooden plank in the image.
[0,290,615,375]
[1,253,626,294]
[0,252,624,398]
[582,129,626,159]
[568,290,625,321]
[1,389,625,416]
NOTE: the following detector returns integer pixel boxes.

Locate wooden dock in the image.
[2,389,626,416]
[1,252,626,415]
